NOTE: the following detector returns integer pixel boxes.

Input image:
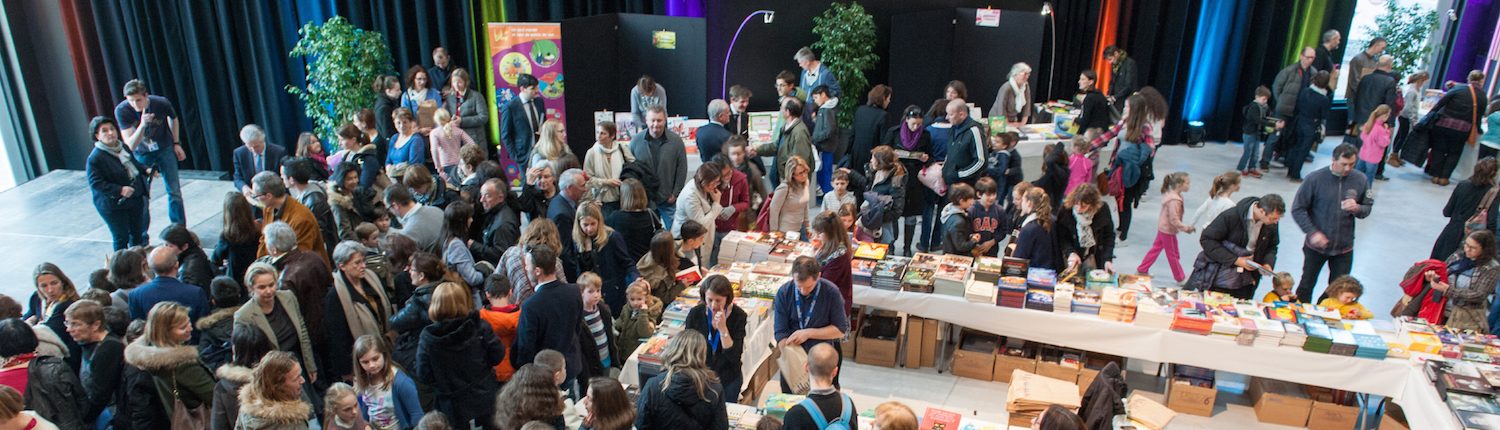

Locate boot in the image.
[1387,153,1404,167]
[903,223,917,256]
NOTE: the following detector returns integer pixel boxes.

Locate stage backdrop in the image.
[887,8,1044,120]
[488,22,564,186]
[560,14,705,155]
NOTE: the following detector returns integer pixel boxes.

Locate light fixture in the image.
[1040,2,1053,15]
[723,10,776,99]
[1041,2,1056,102]
[1185,121,1206,147]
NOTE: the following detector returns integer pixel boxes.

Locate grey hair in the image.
[332,240,367,266]
[1321,29,1340,43]
[252,171,287,197]
[262,222,297,255]
[707,99,730,121]
[239,124,266,144]
[1008,63,1032,81]
[559,168,585,190]
[1377,55,1394,68]
[243,262,279,289]
[794,47,816,62]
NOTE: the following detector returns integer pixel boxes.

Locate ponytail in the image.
[1209,171,1241,198]
[1024,188,1053,232]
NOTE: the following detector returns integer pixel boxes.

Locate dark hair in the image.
[159,223,199,249]
[1259,194,1286,214]
[948,183,976,205]
[492,364,565,429]
[776,70,798,87]
[409,252,447,283]
[792,256,821,282]
[385,184,414,206]
[926,98,949,119]
[1037,404,1085,430]
[209,276,242,308]
[701,274,735,300]
[1104,45,1124,57]
[1469,230,1498,264]
[1475,158,1500,188]
[1332,143,1358,161]
[866,84,892,107]
[811,212,851,261]
[281,157,317,185]
[89,269,115,293]
[484,271,513,299]
[444,201,473,242]
[597,121,617,138]
[945,80,968,100]
[1312,71,1331,89]
[729,85,753,101]
[527,244,558,276]
[517,73,539,89]
[1080,69,1098,86]
[0,319,38,357]
[680,220,708,241]
[404,65,429,89]
[108,248,148,289]
[636,75,657,95]
[0,297,18,320]
[104,307,129,336]
[90,116,118,140]
[648,232,680,273]
[811,85,830,97]
[975,177,998,195]
[230,324,275,369]
[782,98,803,118]
[696,161,724,195]
[586,377,636,430]
[903,105,924,119]
[338,123,370,147]
[356,109,378,131]
[1255,86,1271,99]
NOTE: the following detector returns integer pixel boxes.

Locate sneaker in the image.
[1246,169,1264,178]
[1376,175,1390,181]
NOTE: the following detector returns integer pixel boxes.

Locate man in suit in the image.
[501,73,544,170]
[510,244,585,385]
[233,124,285,199]
[697,99,733,162]
[128,246,211,321]
[252,171,330,265]
[727,85,753,137]
[1196,194,1285,300]
[550,169,586,279]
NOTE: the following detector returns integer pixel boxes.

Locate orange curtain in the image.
[1093,0,1120,93]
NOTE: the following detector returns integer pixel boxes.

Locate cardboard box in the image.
[920,318,939,367]
[1248,378,1311,427]
[1380,402,1409,430]
[1165,377,1216,417]
[992,354,1037,383]
[1035,361,1079,384]
[951,348,995,380]
[904,317,925,368]
[856,335,899,367]
[1076,367,1100,395]
[1307,401,1359,430]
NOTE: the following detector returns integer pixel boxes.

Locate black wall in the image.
[888,8,1045,116]
[561,13,705,155]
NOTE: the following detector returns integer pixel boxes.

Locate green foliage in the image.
[1353,0,1436,79]
[811,1,878,128]
[287,16,393,143]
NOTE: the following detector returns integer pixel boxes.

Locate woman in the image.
[1287,71,1332,182]
[491,364,565,429]
[631,75,667,129]
[385,108,429,180]
[372,75,402,141]
[1391,72,1431,166]
[500,220,566,303]
[582,378,634,430]
[682,275,747,404]
[63,300,126,425]
[607,178,659,262]
[675,160,726,262]
[351,335,423,429]
[107,248,150,314]
[442,68,488,147]
[1074,70,1112,134]
[380,233,419,306]
[24,263,81,368]
[388,252,445,376]
[0,385,60,430]
[812,212,855,317]
[585,121,631,214]
[352,109,386,164]
[769,156,813,234]
[637,231,686,306]
[1483,100,1500,161]
[928,81,967,124]
[428,107,474,188]
[883,106,932,254]
[1013,187,1061,270]
[234,351,312,429]
[327,164,367,243]
[1428,230,1500,332]
[235,263,319,382]
[400,65,441,116]
[416,283,503,429]
[86,116,150,250]
[336,124,387,191]
[123,302,216,426]
[209,191,261,286]
[0,319,86,429]
[324,241,392,384]
[530,120,572,178]
[1095,93,1158,240]
[862,145,908,245]
[1032,404,1085,430]
[573,203,633,314]
[1433,158,1500,259]
[634,330,727,430]
[442,202,484,287]
[295,132,330,181]
[1055,184,1116,272]
[990,62,1033,124]
[515,165,557,222]
[1427,71,1490,183]
[210,325,274,430]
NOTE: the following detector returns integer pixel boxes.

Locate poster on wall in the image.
[488,23,566,187]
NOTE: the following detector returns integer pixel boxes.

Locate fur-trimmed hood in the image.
[216,364,254,384]
[236,387,312,429]
[328,186,355,210]
[124,339,200,372]
[197,307,237,330]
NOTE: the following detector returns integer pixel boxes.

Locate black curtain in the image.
[335,1,476,79]
[1115,0,1199,145]
[561,14,707,155]
[503,0,661,23]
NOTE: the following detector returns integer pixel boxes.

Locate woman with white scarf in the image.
[1054,184,1117,273]
[85,116,150,250]
[584,121,632,215]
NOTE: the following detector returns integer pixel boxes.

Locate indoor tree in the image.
[1353,0,1437,80]
[812,1,878,128]
[287,16,393,145]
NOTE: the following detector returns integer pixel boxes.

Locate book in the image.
[920,407,962,430]
[1450,392,1500,414]
[853,242,890,260]
[1126,392,1177,430]
[1458,410,1500,429]
[675,267,703,285]
[1444,373,1499,397]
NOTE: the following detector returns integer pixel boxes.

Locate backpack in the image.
[802,393,854,430]
[755,189,775,232]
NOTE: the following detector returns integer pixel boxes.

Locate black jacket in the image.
[390,282,438,373]
[1293,87,1330,136]
[1108,57,1138,109]
[1432,84,1490,129]
[471,203,521,264]
[81,335,127,421]
[1199,196,1281,283]
[86,146,149,216]
[577,232,634,315]
[23,295,80,371]
[683,304,747,385]
[1433,180,1500,260]
[1033,144,1069,209]
[297,184,341,256]
[195,308,237,372]
[178,245,215,292]
[120,364,167,430]
[24,355,89,429]
[1242,101,1273,136]
[849,105,890,170]
[511,280,585,381]
[697,121,732,162]
[578,305,621,381]
[1352,69,1399,126]
[1054,205,1117,269]
[1014,217,1061,271]
[941,205,977,256]
[883,126,933,217]
[416,313,504,427]
[212,235,259,288]
[941,118,986,187]
[1079,362,1127,430]
[607,210,659,264]
[634,372,729,430]
[1075,89,1113,132]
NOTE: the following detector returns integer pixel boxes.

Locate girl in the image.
[385,108,429,180]
[441,202,484,288]
[634,331,726,429]
[839,203,873,243]
[351,335,423,430]
[812,212,855,317]
[214,191,263,285]
[768,156,813,235]
[578,273,620,379]
[1064,136,1094,196]
[573,202,632,314]
[123,302,216,427]
[637,231,686,306]
[862,146,908,245]
[1318,276,1374,320]
[581,378,635,430]
[211,326,274,430]
[1356,105,1392,186]
[428,108,475,188]
[296,132,330,181]
[234,351,311,430]
[416,283,503,429]
[1189,171,1240,231]
[1137,172,1194,283]
[614,281,662,356]
[1012,187,1060,270]
[324,383,368,430]
[491,364,566,429]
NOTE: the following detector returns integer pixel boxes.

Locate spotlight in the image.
[1185,120,1206,147]
[765,11,775,24]
[1040,2,1053,16]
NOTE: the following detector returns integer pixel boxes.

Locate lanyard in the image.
[706,306,721,352]
[794,285,818,330]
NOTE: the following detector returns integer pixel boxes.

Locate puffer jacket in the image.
[634,372,729,430]
[210,364,254,430]
[123,340,217,418]
[389,282,438,374]
[416,313,504,427]
[233,388,312,430]
[120,363,167,430]
[22,355,88,430]
[196,307,237,371]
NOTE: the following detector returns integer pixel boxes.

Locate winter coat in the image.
[471,203,522,264]
[754,119,815,185]
[578,305,621,381]
[812,98,846,160]
[235,291,319,377]
[233,387,312,430]
[197,307,238,371]
[1443,252,1500,333]
[295,182,340,257]
[1352,69,1399,125]
[1055,205,1117,269]
[120,363,168,430]
[638,252,684,306]
[674,183,723,264]
[849,105,890,172]
[941,204,977,257]
[21,355,88,429]
[179,246,216,293]
[634,372,729,430]
[629,130,689,205]
[211,364,254,430]
[123,340,217,419]
[478,305,522,382]
[1291,166,1371,256]
[1014,216,1061,271]
[613,297,663,359]
[941,118,987,187]
[1271,63,1310,119]
[1198,196,1281,288]
[883,126,933,217]
[576,231,634,315]
[584,141,633,203]
[80,335,127,422]
[23,295,79,371]
[416,313,504,427]
[272,249,333,353]
[1433,180,1500,260]
[511,281,585,381]
[257,198,331,266]
[1075,89,1113,132]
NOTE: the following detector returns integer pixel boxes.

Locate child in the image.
[821,169,856,214]
[1262,272,1298,303]
[577,272,619,374]
[352,335,424,429]
[970,177,1004,257]
[1137,172,1194,283]
[478,272,521,383]
[297,132,330,180]
[613,280,661,357]
[1189,171,1241,231]
[1318,276,1375,320]
[536,350,583,430]
[1239,86,1275,178]
[839,203,873,243]
[1033,142,1069,209]
[355,222,391,288]
[324,382,370,430]
[371,207,392,234]
[1356,105,1392,186]
[197,276,241,371]
[984,132,1015,201]
[1002,182,1035,256]
[940,183,980,256]
[1064,136,1095,196]
[415,412,451,430]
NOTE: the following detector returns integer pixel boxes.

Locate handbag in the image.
[918,162,947,195]
[168,374,209,430]
[755,189,775,232]
[1186,241,1252,291]
[1465,186,1499,236]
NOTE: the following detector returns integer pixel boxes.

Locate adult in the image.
[1430,230,1500,332]
[1013,187,1062,271]
[510,244,585,383]
[638,232,687,306]
[234,124,287,199]
[585,121,632,213]
[582,378,635,430]
[1074,70,1113,134]
[211,325,273,430]
[385,108,429,180]
[471,178,522,263]
[572,203,633,314]
[1351,55,1399,149]
[1056,184,1117,272]
[388,252,444,372]
[630,75,668,129]
[233,351,311,429]
[114,79,186,224]
[123,302,216,425]
[128,247,211,321]
[417,283,504,429]
[428,47,456,95]
[86,116,150,250]
[674,161,725,264]
[1425,71,1490,184]
[372,75,401,140]
[260,222,333,367]
[631,105,690,228]
[754,98,815,187]
[1105,46,1137,111]
[769,156,814,234]
[552,168,587,265]
[774,256,850,390]
[501,73,545,169]
[684,276,747,403]
[295,132,329,180]
[254,171,332,264]
[385,184,445,254]
[1196,194,1285,299]
[281,158,339,256]
[158,225,213,293]
[1344,38,1387,119]
[782,343,857,430]
[607,179,659,263]
[0,319,86,429]
[633,331,728,430]
[1292,143,1372,301]
[989,63,1034,123]
[235,263,318,387]
[352,109,387,166]
[931,80,968,125]
[697,99,733,162]
[400,65,442,115]
[405,165,457,210]
[711,154,752,259]
[530,120,573,180]
[728,85,754,137]
[214,191,262,284]
[1391,72,1432,166]
[1286,71,1332,182]
[775,70,800,106]
[1312,30,1341,75]
[443,68,489,150]
[324,241,392,384]
[440,202,485,287]
[1432,158,1500,259]
[334,124,385,191]
[0,385,61,430]
[862,145,909,244]
[942,99,987,187]
[499,220,566,304]
[1263,47,1316,171]
[65,300,126,424]
[491,364,566,429]
[1485,100,1500,161]
[25,263,81,367]
[810,85,844,193]
[884,106,933,255]
[812,212,855,317]
[796,47,841,116]
[850,85,892,174]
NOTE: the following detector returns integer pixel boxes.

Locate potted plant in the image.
[287,16,393,146]
[812,1,878,128]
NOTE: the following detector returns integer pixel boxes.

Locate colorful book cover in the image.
[921,407,962,430]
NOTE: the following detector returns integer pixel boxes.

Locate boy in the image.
[1262,272,1297,303]
[371,206,392,233]
[821,169,856,214]
[577,273,619,378]
[536,349,583,429]
[969,178,1004,257]
[613,281,661,357]
[940,183,980,256]
[197,276,242,370]
[478,272,521,383]
[985,131,1023,205]
[1239,86,1277,178]
[355,222,391,287]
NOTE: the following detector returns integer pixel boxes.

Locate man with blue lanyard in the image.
[775,256,849,392]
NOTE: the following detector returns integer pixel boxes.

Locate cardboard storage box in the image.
[1248,378,1311,427]
[1076,367,1100,395]
[993,354,1037,383]
[919,317,939,367]
[855,314,900,367]
[950,329,998,380]
[903,317,926,368]
[1307,401,1359,430]
[1165,377,1216,417]
[1035,361,1079,383]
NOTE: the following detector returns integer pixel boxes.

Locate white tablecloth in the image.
[852,286,1458,429]
[619,310,778,400]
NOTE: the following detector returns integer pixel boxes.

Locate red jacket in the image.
[1400,259,1448,324]
[716,168,751,232]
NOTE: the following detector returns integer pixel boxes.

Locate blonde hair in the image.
[537,120,569,161]
[1325,276,1364,300]
[145,301,190,347]
[577,272,602,291]
[433,107,452,125]
[352,335,397,391]
[1209,171,1241,199]
[620,178,649,211]
[1069,136,1090,154]
[1159,171,1189,194]
[572,202,614,251]
[247,351,301,402]
[427,282,473,321]
[660,330,719,402]
[1363,105,1391,135]
[873,401,918,430]
[626,280,651,298]
[783,155,810,188]
[244,262,279,293]
[519,219,563,258]
[324,383,357,421]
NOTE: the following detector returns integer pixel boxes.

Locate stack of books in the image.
[850,259,876,287]
[749,233,781,262]
[741,273,785,299]
[752,261,793,276]
[871,257,908,291]
[1005,371,1082,427]
[1027,268,1057,289]
[637,331,675,378]
[997,276,1028,308]
[718,231,748,267]
[1085,269,1115,289]
[1071,288,1102,316]
[1001,257,1030,277]
[965,280,996,304]
[1281,322,1308,348]
[852,242,889,261]
[910,253,942,270]
[932,261,972,297]
[1170,304,1213,335]
[1352,332,1389,359]
[973,256,1003,284]
[733,232,761,262]
[1099,287,1139,322]
[1052,282,1076,313]
[1235,318,1258,346]
[1329,327,1359,356]
[900,266,935,294]
[1302,320,1333,354]
[1025,287,1055,312]
[1255,319,1285,347]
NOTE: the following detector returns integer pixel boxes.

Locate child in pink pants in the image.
[1138,172,1194,282]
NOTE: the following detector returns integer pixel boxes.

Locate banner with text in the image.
[488,23,565,186]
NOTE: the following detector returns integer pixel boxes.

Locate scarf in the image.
[95,141,138,180]
[900,124,922,150]
[1074,209,1096,250]
[405,88,428,102]
[1010,79,1028,112]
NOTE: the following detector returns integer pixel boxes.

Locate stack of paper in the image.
[718,231,747,267]
[1099,287,1139,322]
[749,233,781,262]
[998,276,1028,308]
[871,256,908,291]
[1126,393,1177,430]
[974,256,1004,284]
[733,232,760,262]
[1052,282,1076,313]
[965,280,997,304]
[1005,370,1082,426]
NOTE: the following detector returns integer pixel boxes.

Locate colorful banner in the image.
[487,23,565,186]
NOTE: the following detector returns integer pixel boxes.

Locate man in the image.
[114,79,186,224]
[501,73,545,169]
[630,105,688,229]
[796,47,841,121]
[728,85,753,137]
[775,70,801,107]
[697,99,733,162]
[810,85,845,194]
[782,343,857,430]
[128,246,210,321]
[774,256,849,391]
[1344,38,1388,125]
[941,99,987,188]
[471,178,521,263]
[385,184,446,254]
[1197,194,1285,300]
[754,98,814,186]
[726,137,768,216]
[1313,30,1341,76]
[849,85,891,175]
[260,221,332,364]
[551,168,586,278]
[1262,47,1316,171]
[1350,55,1399,154]
[428,46,455,96]
[511,244,585,385]
[233,124,285,198]
[1104,45,1138,111]
[252,171,330,265]
[1292,143,1372,301]
[281,157,339,255]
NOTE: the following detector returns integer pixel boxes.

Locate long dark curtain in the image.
[502,0,660,23]
[335,1,477,77]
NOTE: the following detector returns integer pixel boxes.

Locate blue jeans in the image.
[1237,134,1261,171]
[135,148,185,224]
[817,151,834,193]
[657,204,676,231]
[101,205,149,251]
[919,202,943,251]
[1355,160,1379,186]
[1260,129,1285,169]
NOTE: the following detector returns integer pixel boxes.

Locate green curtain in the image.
[1284,0,1329,63]
[474,0,508,147]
